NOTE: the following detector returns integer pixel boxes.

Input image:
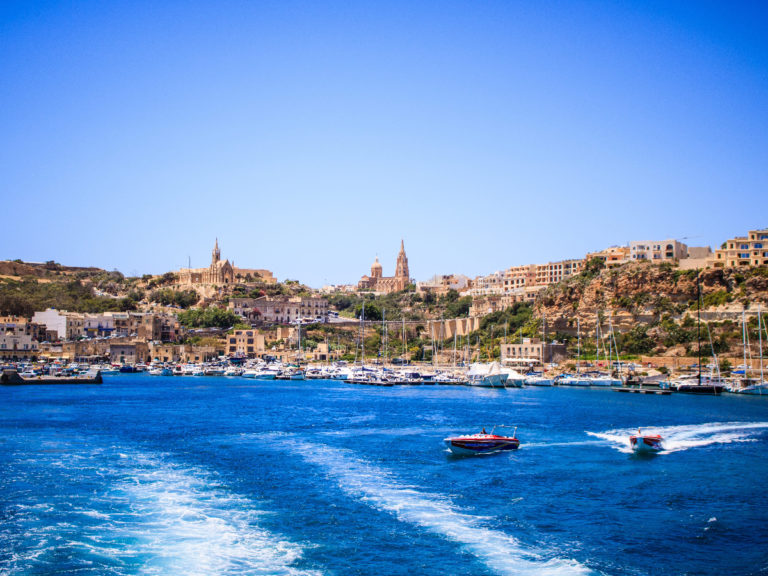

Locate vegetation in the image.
[149,288,199,308]
[176,307,240,328]
[616,324,655,354]
[0,278,137,316]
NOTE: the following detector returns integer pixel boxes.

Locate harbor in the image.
[2,373,767,576]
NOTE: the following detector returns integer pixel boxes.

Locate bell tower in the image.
[395,239,409,279]
[212,238,221,265]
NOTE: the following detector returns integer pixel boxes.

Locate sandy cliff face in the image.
[535,263,768,336]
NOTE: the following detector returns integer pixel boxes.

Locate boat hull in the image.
[629,435,664,453]
[444,435,520,455]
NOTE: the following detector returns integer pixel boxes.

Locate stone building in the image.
[226,329,266,357]
[500,338,567,365]
[230,296,328,325]
[177,239,235,287]
[358,240,411,293]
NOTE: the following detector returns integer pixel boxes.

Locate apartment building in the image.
[226,329,266,357]
[0,332,38,359]
[504,265,537,292]
[535,259,584,285]
[31,309,85,340]
[629,239,688,262]
[230,296,328,324]
[714,229,768,268]
[585,246,631,268]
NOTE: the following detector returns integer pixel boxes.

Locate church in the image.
[176,239,235,287]
[358,240,411,293]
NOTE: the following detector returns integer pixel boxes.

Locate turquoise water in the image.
[1,376,767,575]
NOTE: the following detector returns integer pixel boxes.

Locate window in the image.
[741,244,750,250]
[755,243,763,249]
[738,253,750,259]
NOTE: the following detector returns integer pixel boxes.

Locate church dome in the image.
[371,256,383,277]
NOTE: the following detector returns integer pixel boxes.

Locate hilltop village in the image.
[1,228,767,376]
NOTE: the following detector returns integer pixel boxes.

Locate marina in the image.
[1,375,767,575]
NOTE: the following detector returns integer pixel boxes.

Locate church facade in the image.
[176,239,235,287]
[358,240,411,293]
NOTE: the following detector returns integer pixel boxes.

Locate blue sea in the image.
[2,376,767,575]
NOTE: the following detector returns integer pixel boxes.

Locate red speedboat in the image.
[444,426,520,455]
[629,429,664,454]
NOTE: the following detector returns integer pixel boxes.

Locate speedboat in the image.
[444,426,520,455]
[629,429,664,454]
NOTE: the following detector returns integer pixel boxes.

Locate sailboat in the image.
[670,270,724,395]
[732,305,768,394]
[557,318,593,386]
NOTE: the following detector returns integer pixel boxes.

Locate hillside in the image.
[534,261,768,358]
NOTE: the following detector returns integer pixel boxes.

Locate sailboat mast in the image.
[403,317,407,364]
[697,269,702,386]
[577,317,581,374]
[595,313,599,367]
[759,304,765,386]
[453,330,457,368]
[743,310,748,378]
[361,301,365,367]
[383,309,387,365]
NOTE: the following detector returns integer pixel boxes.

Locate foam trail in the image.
[276,438,593,576]
[113,453,321,576]
[1,445,320,576]
[587,421,768,454]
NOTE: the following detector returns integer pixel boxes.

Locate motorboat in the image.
[444,426,520,455]
[629,429,664,454]
[466,362,508,388]
[524,372,553,386]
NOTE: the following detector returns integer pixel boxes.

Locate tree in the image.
[355,302,382,321]
[177,307,240,328]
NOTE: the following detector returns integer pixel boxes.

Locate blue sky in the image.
[1,1,767,287]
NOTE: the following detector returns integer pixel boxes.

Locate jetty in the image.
[614,386,671,395]
[1,369,102,386]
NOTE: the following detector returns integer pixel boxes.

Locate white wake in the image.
[273,437,594,576]
[587,421,768,454]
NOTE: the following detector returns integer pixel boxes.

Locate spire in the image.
[395,239,409,279]
[212,238,221,265]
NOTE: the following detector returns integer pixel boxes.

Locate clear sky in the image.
[2,1,767,287]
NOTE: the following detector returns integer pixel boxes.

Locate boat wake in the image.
[587,422,768,454]
[1,439,320,576]
[272,437,594,576]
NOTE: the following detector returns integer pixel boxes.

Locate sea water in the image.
[1,376,767,575]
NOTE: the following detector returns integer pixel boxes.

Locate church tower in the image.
[395,239,409,279]
[212,238,221,265]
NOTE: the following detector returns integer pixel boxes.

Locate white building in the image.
[0,332,39,359]
[32,309,68,340]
